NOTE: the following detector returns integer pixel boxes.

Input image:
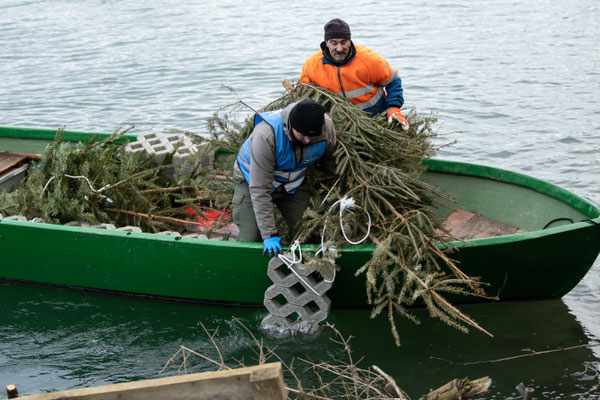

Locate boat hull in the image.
[1,126,599,306]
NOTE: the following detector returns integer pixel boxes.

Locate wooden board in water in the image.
[17,362,287,400]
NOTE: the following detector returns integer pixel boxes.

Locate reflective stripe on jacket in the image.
[237,110,327,194]
[299,44,404,115]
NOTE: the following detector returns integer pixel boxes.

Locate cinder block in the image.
[267,256,333,294]
[146,142,175,165]
[183,233,208,240]
[173,147,197,166]
[296,296,330,324]
[301,269,334,296]
[263,287,299,319]
[117,226,143,233]
[283,284,331,308]
[4,215,27,221]
[93,223,117,230]
[65,221,91,227]
[165,134,193,149]
[266,257,299,287]
[124,140,148,154]
[263,254,334,327]
[264,284,330,324]
[136,132,165,144]
[194,143,214,169]
[157,231,181,237]
[260,314,321,334]
[260,314,295,329]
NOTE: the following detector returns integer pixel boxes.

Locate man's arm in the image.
[365,48,404,109]
[248,123,279,240]
[384,76,404,109]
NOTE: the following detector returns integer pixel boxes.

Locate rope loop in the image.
[277,240,324,295]
[42,174,113,203]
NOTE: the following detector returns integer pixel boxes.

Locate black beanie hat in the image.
[324,18,351,40]
[289,99,326,137]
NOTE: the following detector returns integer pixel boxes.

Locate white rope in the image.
[313,196,372,284]
[277,240,322,295]
[336,197,371,245]
[275,195,372,294]
[42,174,113,203]
[320,196,371,248]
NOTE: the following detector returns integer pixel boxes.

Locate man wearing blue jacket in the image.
[233,99,337,255]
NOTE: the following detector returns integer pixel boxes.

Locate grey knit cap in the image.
[324,18,351,40]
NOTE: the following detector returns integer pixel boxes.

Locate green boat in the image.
[1,126,599,307]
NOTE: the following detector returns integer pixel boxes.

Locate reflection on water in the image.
[1,282,598,398]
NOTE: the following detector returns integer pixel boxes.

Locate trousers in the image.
[231,178,311,242]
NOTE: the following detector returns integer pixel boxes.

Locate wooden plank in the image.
[0,150,42,161]
[17,362,287,400]
[0,154,26,175]
[440,209,526,240]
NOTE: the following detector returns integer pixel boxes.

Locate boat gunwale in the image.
[1,126,599,253]
[0,125,137,143]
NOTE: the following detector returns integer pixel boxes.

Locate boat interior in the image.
[422,169,593,239]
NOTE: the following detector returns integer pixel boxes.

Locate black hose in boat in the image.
[543,217,600,229]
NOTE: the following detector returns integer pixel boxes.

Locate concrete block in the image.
[260,314,295,329]
[65,221,91,227]
[165,134,193,149]
[194,142,214,169]
[146,142,175,165]
[124,140,148,154]
[263,285,300,319]
[295,295,331,324]
[183,233,208,240]
[157,231,181,237]
[260,314,321,334]
[117,226,143,233]
[301,270,334,296]
[93,223,117,230]
[266,257,299,287]
[266,256,333,294]
[4,215,27,222]
[173,147,197,166]
[136,132,165,145]
[263,254,334,327]
[263,284,330,324]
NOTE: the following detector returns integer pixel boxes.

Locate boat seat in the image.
[0,153,27,175]
[0,151,40,192]
[439,208,526,240]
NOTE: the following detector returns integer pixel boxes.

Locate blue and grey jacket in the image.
[237,110,327,194]
[233,102,337,239]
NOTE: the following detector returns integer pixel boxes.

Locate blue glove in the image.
[263,236,282,257]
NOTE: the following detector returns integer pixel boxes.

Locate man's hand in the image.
[263,236,282,257]
[387,107,409,131]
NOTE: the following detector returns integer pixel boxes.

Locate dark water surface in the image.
[1,0,599,398]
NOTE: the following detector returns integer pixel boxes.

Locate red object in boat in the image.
[183,207,231,228]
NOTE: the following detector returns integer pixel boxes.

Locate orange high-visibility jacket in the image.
[299,44,404,115]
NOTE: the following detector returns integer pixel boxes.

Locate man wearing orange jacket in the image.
[299,18,409,131]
